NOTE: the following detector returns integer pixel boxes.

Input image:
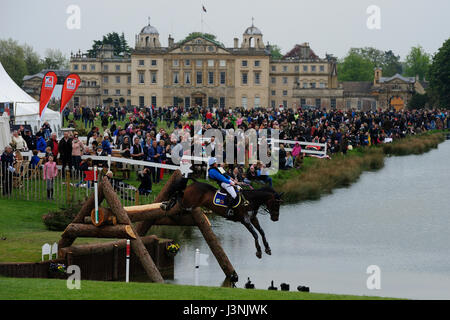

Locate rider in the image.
[208,157,239,217]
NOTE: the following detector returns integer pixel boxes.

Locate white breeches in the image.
[220,183,237,199]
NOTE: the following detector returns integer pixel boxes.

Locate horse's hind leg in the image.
[242,215,262,259]
[250,215,271,255]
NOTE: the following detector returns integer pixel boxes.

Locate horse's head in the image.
[266,190,284,222]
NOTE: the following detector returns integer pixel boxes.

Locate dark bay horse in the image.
[170,178,283,259]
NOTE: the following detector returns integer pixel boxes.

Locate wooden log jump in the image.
[58,169,237,283]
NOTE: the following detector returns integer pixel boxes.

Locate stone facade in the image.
[67,20,339,110]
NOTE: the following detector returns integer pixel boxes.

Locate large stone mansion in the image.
[22,19,427,111]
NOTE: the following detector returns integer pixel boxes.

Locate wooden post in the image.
[101,177,164,283]
[66,170,71,205]
[191,208,237,281]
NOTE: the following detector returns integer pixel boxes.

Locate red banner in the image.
[60,73,81,113]
[39,71,58,119]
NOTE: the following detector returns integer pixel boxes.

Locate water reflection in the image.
[167,141,450,300]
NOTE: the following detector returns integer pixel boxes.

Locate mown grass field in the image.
[0,277,395,300]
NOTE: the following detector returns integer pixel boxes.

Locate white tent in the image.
[0,62,61,135]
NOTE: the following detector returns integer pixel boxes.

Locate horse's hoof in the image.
[265,248,272,255]
[256,252,262,259]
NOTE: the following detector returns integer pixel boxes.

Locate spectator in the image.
[59,131,73,175]
[1,146,14,195]
[11,130,27,151]
[43,155,58,200]
[138,168,152,195]
[72,133,85,172]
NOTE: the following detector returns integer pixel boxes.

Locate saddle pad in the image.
[213,191,241,208]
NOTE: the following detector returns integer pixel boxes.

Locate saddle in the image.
[213,187,249,209]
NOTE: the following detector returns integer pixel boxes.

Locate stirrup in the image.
[226,208,234,217]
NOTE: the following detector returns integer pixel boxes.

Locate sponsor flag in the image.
[60,74,81,114]
[39,72,58,119]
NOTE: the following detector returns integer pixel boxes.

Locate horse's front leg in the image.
[241,214,262,259]
[250,213,271,255]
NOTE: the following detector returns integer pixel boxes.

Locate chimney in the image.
[168,35,174,47]
[234,38,239,49]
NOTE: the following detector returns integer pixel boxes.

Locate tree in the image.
[88,32,130,58]
[0,39,27,86]
[177,32,224,47]
[268,44,283,60]
[23,44,43,75]
[349,47,402,77]
[404,45,431,81]
[338,51,374,81]
[42,49,69,70]
[427,38,450,109]
[408,93,429,110]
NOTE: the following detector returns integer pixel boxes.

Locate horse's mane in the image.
[189,179,217,193]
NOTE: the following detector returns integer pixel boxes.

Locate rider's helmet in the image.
[208,157,217,166]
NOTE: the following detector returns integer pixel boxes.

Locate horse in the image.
[168,177,283,259]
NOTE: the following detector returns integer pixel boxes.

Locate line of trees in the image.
[0,38,69,86]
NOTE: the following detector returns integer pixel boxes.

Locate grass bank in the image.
[0,277,394,300]
[274,131,446,204]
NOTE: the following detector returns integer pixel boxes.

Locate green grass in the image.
[0,277,395,300]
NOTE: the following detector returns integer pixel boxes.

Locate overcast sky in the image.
[1,0,449,61]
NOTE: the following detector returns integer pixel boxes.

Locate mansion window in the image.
[185,72,191,84]
[127,65,132,72]
[139,60,145,66]
[315,98,321,108]
[320,82,325,88]
[103,89,109,95]
[301,98,306,107]
[127,76,131,84]
[90,65,96,71]
[242,60,248,67]
[331,98,336,109]
[116,65,120,71]
[295,66,299,72]
[254,60,260,67]
[127,89,131,96]
[73,64,79,70]
[104,65,109,71]
[185,59,191,66]
[151,60,157,66]
[173,72,179,84]
[283,77,288,84]
[219,60,226,67]
[152,96,157,107]
[303,82,308,88]
[208,72,214,85]
[303,66,308,72]
[242,96,248,108]
[283,66,288,72]
[254,72,261,85]
[103,76,109,83]
[115,89,120,95]
[116,76,121,83]
[311,66,317,72]
[271,90,276,96]
[271,100,276,108]
[82,65,87,71]
[208,60,214,67]
[320,65,325,72]
[138,72,145,84]
[220,72,226,85]
[271,66,276,72]
[310,82,316,88]
[254,96,261,108]
[196,60,203,67]
[185,97,191,108]
[151,72,157,84]
[173,60,179,67]
[208,97,214,108]
[271,77,276,84]
[196,71,203,84]
[283,100,288,108]
[139,96,145,107]
[242,73,248,85]
[220,97,225,109]
[283,90,288,96]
